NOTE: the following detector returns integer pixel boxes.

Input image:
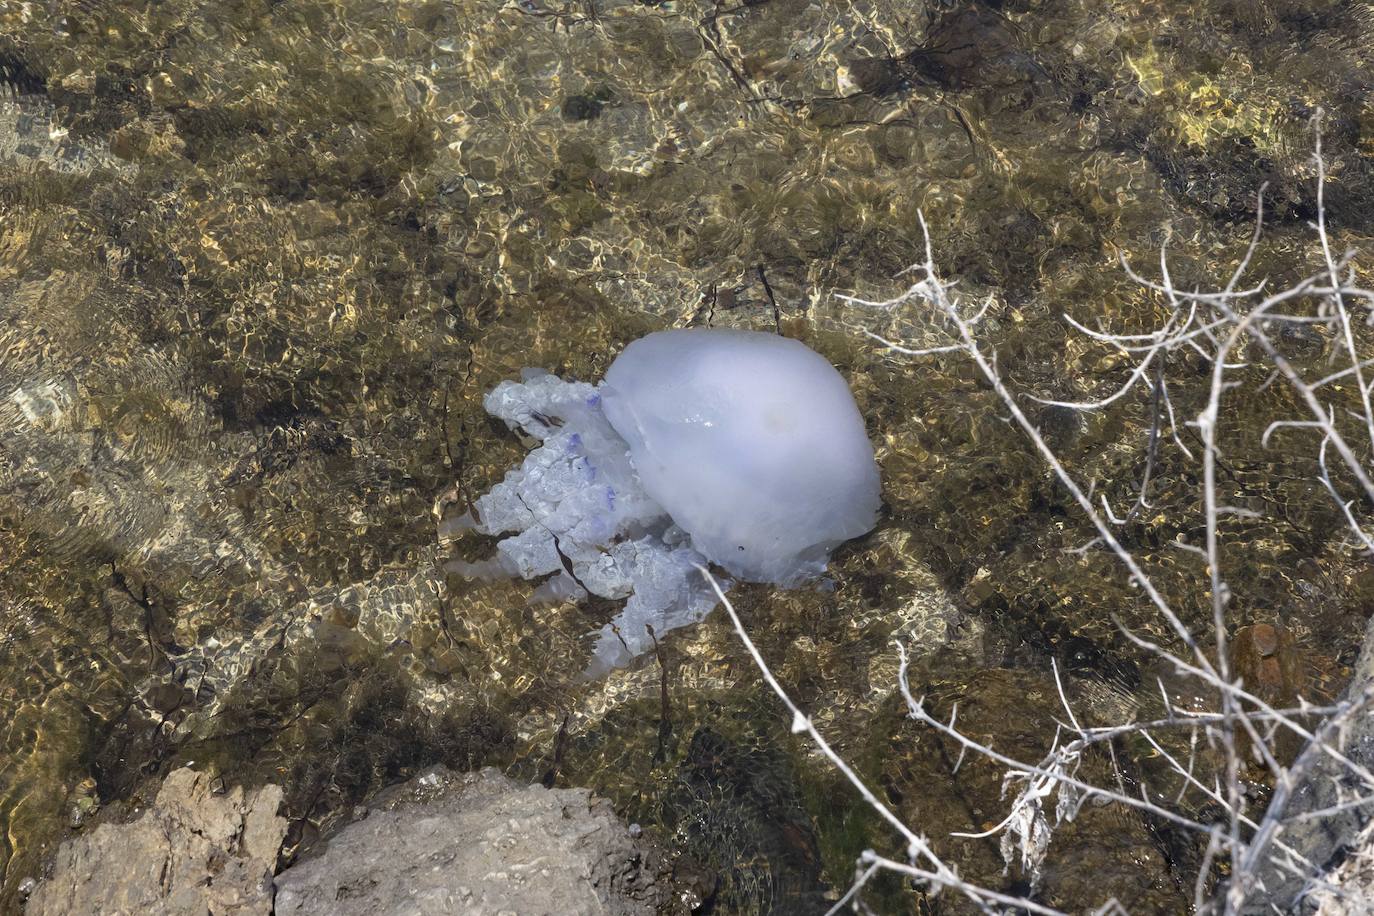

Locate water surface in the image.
[2,0,1373,911]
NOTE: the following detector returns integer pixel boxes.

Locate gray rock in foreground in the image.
[25,768,286,916]
[1306,817,1374,915]
[273,766,676,916]
[1248,615,1374,913]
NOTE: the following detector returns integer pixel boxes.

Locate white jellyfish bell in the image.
[445,328,881,675]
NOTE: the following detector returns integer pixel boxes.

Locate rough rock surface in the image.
[1306,818,1374,915]
[1255,613,1374,914]
[273,766,675,916]
[25,768,286,916]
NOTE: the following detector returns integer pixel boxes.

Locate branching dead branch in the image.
[719,113,1374,913]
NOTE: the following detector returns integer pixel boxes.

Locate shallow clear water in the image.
[2,0,1373,911]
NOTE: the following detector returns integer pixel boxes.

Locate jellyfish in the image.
[446,328,881,674]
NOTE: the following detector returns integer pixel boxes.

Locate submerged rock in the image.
[273,766,677,916]
[25,768,286,916]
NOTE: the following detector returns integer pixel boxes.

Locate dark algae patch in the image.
[2,0,1373,912]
